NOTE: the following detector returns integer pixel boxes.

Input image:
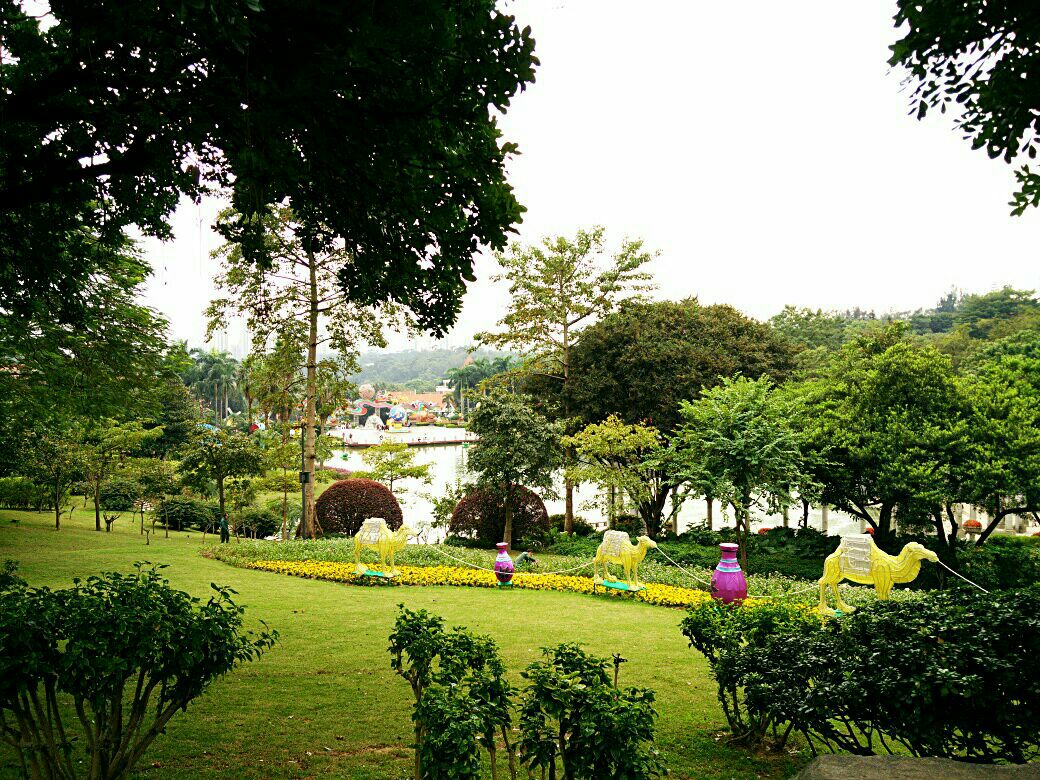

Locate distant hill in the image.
[351,348,511,393]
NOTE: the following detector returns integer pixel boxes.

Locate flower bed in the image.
[246,560,717,608]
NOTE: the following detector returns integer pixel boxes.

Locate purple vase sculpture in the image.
[494,543,515,585]
[711,542,748,604]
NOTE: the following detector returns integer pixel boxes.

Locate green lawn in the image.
[0,507,809,779]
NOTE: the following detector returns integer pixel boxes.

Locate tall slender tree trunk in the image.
[562,319,575,535]
[94,482,102,532]
[54,481,61,530]
[302,251,319,539]
[706,496,713,530]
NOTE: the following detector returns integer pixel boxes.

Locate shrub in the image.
[612,513,646,536]
[677,522,723,547]
[315,465,352,484]
[449,487,549,545]
[0,565,276,778]
[679,599,822,747]
[238,507,280,539]
[389,606,513,780]
[548,513,595,536]
[0,477,52,511]
[154,496,221,531]
[314,478,402,536]
[99,477,142,511]
[686,587,1040,762]
[519,643,666,779]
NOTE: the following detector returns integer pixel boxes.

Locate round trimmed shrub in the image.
[314,478,403,536]
[449,487,549,545]
[100,478,142,511]
[549,513,595,537]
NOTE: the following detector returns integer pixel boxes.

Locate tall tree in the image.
[1,1,537,334]
[672,377,804,568]
[563,299,795,436]
[178,429,263,523]
[465,392,562,550]
[889,0,1040,215]
[795,327,972,547]
[477,227,655,533]
[209,206,403,538]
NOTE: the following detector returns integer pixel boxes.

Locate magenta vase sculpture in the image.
[494,543,515,585]
[711,542,747,604]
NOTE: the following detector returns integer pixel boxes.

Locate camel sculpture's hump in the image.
[601,530,631,557]
[840,535,874,576]
[357,518,388,544]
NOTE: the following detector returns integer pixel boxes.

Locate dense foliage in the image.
[683,588,1040,762]
[0,564,276,779]
[153,497,221,533]
[0,478,52,512]
[314,479,403,536]
[450,486,550,546]
[389,607,665,780]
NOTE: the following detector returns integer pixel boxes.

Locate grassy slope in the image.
[0,508,808,779]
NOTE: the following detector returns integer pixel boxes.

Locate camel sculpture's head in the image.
[398,525,417,539]
[905,542,939,563]
[636,536,658,550]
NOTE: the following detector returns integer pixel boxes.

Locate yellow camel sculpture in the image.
[353,519,416,577]
[593,530,658,589]
[818,535,938,615]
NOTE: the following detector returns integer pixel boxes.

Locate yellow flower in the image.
[246,560,728,610]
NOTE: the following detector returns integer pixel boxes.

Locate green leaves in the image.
[0,565,276,777]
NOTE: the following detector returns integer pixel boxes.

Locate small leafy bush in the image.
[519,643,666,780]
[388,606,514,780]
[0,477,52,511]
[449,486,549,545]
[99,477,142,511]
[314,478,402,536]
[154,496,220,531]
[238,507,280,539]
[0,564,276,779]
[549,513,596,537]
[612,514,646,536]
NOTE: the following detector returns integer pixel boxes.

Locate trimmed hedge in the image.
[314,478,402,536]
[449,486,549,545]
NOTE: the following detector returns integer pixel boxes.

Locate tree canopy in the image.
[889,0,1040,214]
[564,299,795,434]
[1,0,538,332]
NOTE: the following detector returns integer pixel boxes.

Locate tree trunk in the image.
[706,496,713,530]
[562,318,574,535]
[302,251,320,539]
[93,482,102,532]
[54,481,61,530]
[217,474,226,522]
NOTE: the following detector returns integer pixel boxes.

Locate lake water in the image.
[328,426,865,540]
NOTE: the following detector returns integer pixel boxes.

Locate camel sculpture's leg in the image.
[874,569,893,601]
[817,579,833,615]
[355,541,366,576]
[593,553,601,584]
[831,580,856,613]
[632,557,641,587]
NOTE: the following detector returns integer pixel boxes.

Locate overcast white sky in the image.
[142,0,1040,353]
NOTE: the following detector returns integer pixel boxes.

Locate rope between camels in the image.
[652,546,713,588]
[937,559,990,593]
[429,545,593,576]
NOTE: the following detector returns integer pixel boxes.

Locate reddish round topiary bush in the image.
[449,486,549,545]
[314,478,403,536]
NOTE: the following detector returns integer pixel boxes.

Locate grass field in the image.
[0,507,809,779]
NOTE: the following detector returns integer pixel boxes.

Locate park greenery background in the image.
[3,0,1040,778]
